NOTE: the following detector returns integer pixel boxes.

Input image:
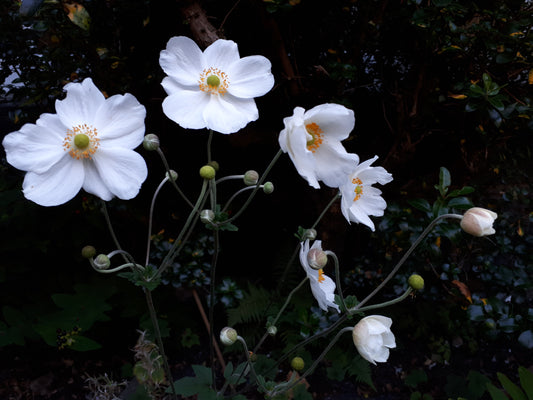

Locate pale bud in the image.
[267,326,277,336]
[81,245,96,259]
[200,165,216,180]
[263,182,274,194]
[460,207,498,237]
[166,170,178,182]
[303,228,317,240]
[143,134,160,151]
[243,170,259,186]
[220,327,238,346]
[307,248,328,270]
[290,357,305,371]
[93,254,111,270]
[200,209,215,224]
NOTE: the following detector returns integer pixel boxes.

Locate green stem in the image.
[100,201,131,264]
[237,336,269,393]
[207,129,214,163]
[222,186,256,213]
[310,191,341,231]
[325,251,347,314]
[156,148,194,209]
[90,261,144,274]
[145,176,170,266]
[209,228,221,390]
[351,287,413,314]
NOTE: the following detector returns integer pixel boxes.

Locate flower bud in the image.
[263,182,274,194]
[93,254,111,270]
[81,245,96,259]
[303,228,317,240]
[267,325,277,336]
[460,207,498,237]
[208,160,220,171]
[200,209,215,224]
[143,134,160,151]
[166,170,178,182]
[220,327,238,346]
[200,165,216,180]
[243,170,259,186]
[290,357,305,371]
[352,316,396,365]
[307,248,328,270]
[408,274,424,290]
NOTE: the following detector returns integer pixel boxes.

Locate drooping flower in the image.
[299,239,340,313]
[352,315,396,365]
[2,78,148,206]
[278,103,358,189]
[339,156,393,231]
[159,36,274,134]
[460,207,498,237]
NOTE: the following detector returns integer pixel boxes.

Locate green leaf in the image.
[68,335,102,351]
[293,383,313,400]
[497,372,527,400]
[170,365,214,397]
[405,369,428,388]
[437,167,451,196]
[223,361,248,385]
[447,186,475,197]
[408,198,432,213]
[447,197,473,210]
[518,366,533,400]
[518,331,533,349]
[467,370,491,400]
[486,383,509,400]
[65,3,91,31]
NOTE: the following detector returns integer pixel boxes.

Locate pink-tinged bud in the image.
[307,248,328,270]
[460,207,498,237]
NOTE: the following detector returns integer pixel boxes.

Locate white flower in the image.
[460,207,498,237]
[299,239,340,313]
[278,103,358,189]
[2,78,147,206]
[339,156,393,231]
[352,315,396,365]
[159,36,274,134]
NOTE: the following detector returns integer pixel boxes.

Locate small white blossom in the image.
[460,207,498,237]
[159,36,274,134]
[352,315,396,365]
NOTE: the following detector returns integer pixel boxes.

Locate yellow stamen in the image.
[199,67,229,95]
[305,122,324,153]
[63,123,99,160]
[352,177,363,202]
[318,269,325,283]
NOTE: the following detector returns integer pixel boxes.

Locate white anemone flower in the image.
[2,78,148,206]
[352,315,396,365]
[339,156,393,231]
[299,239,340,313]
[278,103,358,188]
[159,36,275,134]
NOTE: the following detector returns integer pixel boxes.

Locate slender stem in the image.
[144,289,177,399]
[90,261,144,274]
[100,201,131,264]
[209,229,221,390]
[156,148,194,209]
[355,213,463,309]
[207,129,214,163]
[145,176,170,266]
[352,287,413,314]
[237,336,269,393]
[216,174,245,184]
[310,192,341,231]
[325,251,347,314]
[222,186,256,213]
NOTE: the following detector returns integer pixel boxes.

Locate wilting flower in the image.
[278,104,359,188]
[460,207,498,237]
[2,78,147,206]
[339,156,393,231]
[299,239,340,313]
[159,36,274,134]
[352,315,396,365]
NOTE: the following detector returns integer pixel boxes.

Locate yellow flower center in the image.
[63,123,100,159]
[305,123,324,153]
[318,269,325,283]
[352,177,363,202]
[199,67,229,95]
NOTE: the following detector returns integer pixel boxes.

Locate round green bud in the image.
[143,134,160,151]
[200,209,215,224]
[81,245,96,259]
[166,170,178,182]
[206,75,221,87]
[74,133,90,149]
[200,165,216,180]
[290,357,305,371]
[208,160,220,171]
[408,274,425,290]
[263,182,274,194]
[243,170,259,186]
[94,254,111,270]
[267,325,277,336]
[220,327,238,346]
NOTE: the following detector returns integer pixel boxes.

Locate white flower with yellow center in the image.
[339,156,393,231]
[299,239,340,313]
[2,78,148,206]
[278,104,358,189]
[159,36,275,134]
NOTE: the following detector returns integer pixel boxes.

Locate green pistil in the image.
[74,133,90,149]
[206,75,220,87]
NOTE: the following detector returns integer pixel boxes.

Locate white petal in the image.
[82,161,114,201]
[92,147,147,200]
[203,95,258,134]
[22,156,84,206]
[159,36,204,87]
[314,145,358,188]
[56,78,106,128]
[2,114,66,174]
[204,39,240,70]
[304,104,355,141]
[95,93,146,147]
[227,56,274,98]
[162,88,210,130]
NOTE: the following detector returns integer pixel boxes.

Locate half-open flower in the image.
[339,156,393,231]
[159,36,274,134]
[278,104,359,188]
[299,239,340,313]
[2,78,147,206]
[460,207,498,237]
[352,315,396,365]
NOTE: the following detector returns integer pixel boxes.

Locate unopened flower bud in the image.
[408,274,424,290]
[200,209,215,224]
[291,357,305,371]
[460,207,498,237]
[307,248,328,270]
[200,165,216,180]
[243,170,259,186]
[267,325,277,336]
[303,228,317,240]
[143,134,160,151]
[208,160,220,171]
[220,327,238,346]
[94,254,111,270]
[263,182,274,194]
[81,245,96,259]
[166,170,178,182]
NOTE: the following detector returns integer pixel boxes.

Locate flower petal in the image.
[159,36,204,87]
[55,78,106,128]
[227,55,274,98]
[204,39,240,70]
[82,161,114,201]
[203,95,259,134]
[314,144,358,188]
[22,156,84,206]
[304,104,355,141]
[162,86,210,130]
[92,147,147,200]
